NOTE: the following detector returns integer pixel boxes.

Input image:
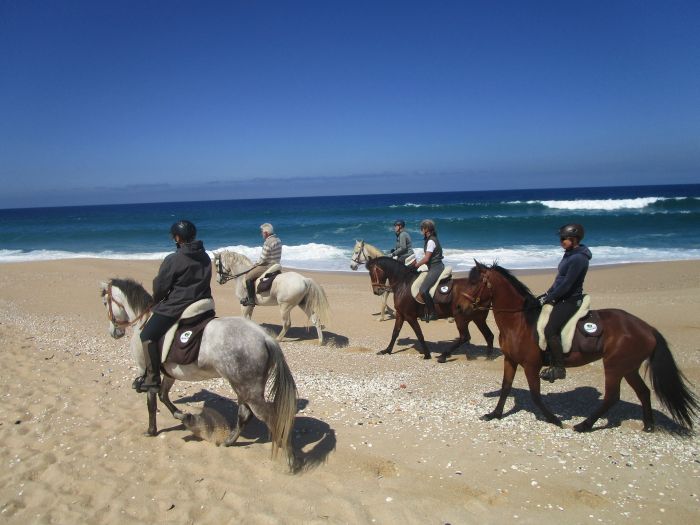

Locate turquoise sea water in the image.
[1,184,699,271]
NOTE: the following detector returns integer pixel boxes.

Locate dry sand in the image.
[0,258,699,524]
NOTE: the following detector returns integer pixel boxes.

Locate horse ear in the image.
[473,259,486,270]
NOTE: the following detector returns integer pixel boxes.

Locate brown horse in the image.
[459,261,698,432]
[366,257,494,361]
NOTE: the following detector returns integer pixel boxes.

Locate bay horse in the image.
[366,257,494,361]
[460,261,698,432]
[214,250,331,344]
[350,239,395,321]
[100,278,298,467]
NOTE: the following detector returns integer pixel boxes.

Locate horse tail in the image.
[303,279,331,327]
[648,330,699,429]
[264,336,298,465]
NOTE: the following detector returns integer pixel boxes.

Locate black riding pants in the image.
[140,312,178,343]
[544,295,583,341]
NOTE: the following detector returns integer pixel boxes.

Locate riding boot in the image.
[135,340,161,393]
[540,335,566,382]
[241,280,256,307]
[421,292,438,322]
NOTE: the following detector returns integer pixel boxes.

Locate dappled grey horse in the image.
[100,278,298,466]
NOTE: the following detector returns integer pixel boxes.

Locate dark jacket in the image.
[545,244,592,303]
[391,230,414,260]
[152,240,212,318]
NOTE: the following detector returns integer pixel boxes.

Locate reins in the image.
[105,283,151,329]
[463,273,540,314]
[351,241,369,267]
[215,254,252,283]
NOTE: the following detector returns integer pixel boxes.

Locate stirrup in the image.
[240,297,255,306]
[540,366,566,383]
[421,312,438,323]
[135,378,161,393]
[132,374,146,390]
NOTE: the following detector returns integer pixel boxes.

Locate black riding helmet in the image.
[559,223,584,241]
[394,219,405,227]
[170,220,197,243]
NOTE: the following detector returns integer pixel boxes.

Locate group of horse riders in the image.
[133,216,589,395]
[384,218,590,382]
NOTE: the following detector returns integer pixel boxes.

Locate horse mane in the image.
[475,261,541,326]
[366,256,414,284]
[109,278,153,312]
[221,250,252,268]
[359,240,384,259]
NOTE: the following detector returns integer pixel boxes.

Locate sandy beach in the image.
[1,258,699,524]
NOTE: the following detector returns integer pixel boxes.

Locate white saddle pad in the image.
[412,266,453,304]
[162,298,216,362]
[536,295,591,354]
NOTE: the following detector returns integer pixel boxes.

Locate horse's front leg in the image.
[482,356,517,421]
[437,314,471,363]
[241,304,255,320]
[377,315,404,355]
[378,291,394,321]
[405,316,431,359]
[158,376,184,419]
[146,390,158,436]
[523,364,562,427]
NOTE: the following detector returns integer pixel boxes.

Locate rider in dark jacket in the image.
[388,219,415,264]
[134,220,212,393]
[539,223,592,382]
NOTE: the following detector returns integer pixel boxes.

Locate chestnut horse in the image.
[366,257,494,361]
[460,261,698,432]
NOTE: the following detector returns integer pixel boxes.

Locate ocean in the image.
[2,184,700,271]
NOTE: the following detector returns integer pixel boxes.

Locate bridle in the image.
[461,269,539,314]
[367,263,393,295]
[460,273,492,311]
[350,241,370,267]
[214,253,250,284]
[104,283,151,329]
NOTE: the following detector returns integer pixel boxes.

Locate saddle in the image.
[411,266,453,304]
[256,264,282,294]
[536,295,604,354]
[160,298,216,365]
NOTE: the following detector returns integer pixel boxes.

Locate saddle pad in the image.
[164,310,216,366]
[536,295,591,354]
[433,278,454,304]
[257,270,281,294]
[162,298,215,362]
[412,266,453,304]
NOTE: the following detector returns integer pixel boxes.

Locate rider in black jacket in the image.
[539,223,592,382]
[133,220,212,393]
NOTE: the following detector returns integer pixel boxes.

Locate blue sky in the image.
[1,1,699,208]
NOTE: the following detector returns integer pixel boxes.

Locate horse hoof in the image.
[436,355,447,363]
[573,422,591,432]
[422,353,432,360]
[172,411,186,421]
[642,424,655,433]
[480,412,498,421]
[377,349,391,355]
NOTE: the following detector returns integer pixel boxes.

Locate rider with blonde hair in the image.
[241,223,283,307]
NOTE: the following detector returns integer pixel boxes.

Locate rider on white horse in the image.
[134,220,212,394]
[387,219,414,264]
[242,223,282,307]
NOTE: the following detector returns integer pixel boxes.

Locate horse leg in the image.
[241,304,254,320]
[146,390,158,436]
[474,314,495,356]
[379,291,394,321]
[623,370,654,432]
[299,299,324,345]
[482,357,517,421]
[276,303,293,341]
[574,372,623,432]
[523,365,563,427]
[158,375,184,419]
[224,403,253,447]
[437,315,470,363]
[405,316,431,359]
[377,315,405,355]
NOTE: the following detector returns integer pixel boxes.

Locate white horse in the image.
[214,250,331,345]
[100,278,298,467]
[350,240,395,321]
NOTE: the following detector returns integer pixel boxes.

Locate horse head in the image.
[350,240,366,270]
[100,278,152,339]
